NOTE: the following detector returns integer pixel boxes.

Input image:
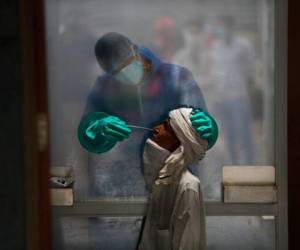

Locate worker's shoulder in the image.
[94,74,112,85]
[90,74,113,91]
[178,170,201,194]
[157,62,193,79]
[86,74,115,102]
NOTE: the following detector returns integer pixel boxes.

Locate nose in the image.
[153,126,161,136]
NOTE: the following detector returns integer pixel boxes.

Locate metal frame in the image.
[52,0,288,249]
[20,0,52,249]
[274,0,288,249]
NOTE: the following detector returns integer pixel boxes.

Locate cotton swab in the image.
[127,124,153,131]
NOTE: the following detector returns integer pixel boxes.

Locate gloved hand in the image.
[190,108,218,149]
[86,116,131,142]
[78,112,132,153]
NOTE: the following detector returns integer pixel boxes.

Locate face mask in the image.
[115,60,144,85]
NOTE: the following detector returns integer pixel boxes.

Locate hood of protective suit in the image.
[138,45,162,75]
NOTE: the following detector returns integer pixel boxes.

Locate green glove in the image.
[78,112,132,153]
[190,108,218,149]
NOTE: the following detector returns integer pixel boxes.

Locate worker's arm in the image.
[78,77,131,153]
[178,67,218,149]
[178,66,207,112]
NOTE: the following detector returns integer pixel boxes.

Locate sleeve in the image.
[174,67,218,149]
[172,188,206,250]
[83,77,106,115]
[177,67,208,112]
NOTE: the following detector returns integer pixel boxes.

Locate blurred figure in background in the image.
[174,17,227,199]
[174,17,211,79]
[151,16,184,62]
[210,15,256,164]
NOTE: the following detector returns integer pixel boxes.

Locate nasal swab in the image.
[127,125,153,131]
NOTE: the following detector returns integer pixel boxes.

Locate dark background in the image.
[0,0,25,249]
[287,0,300,249]
[0,0,298,249]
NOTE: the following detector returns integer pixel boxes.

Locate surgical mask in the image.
[114,60,144,85]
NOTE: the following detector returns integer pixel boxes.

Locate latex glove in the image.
[190,108,218,149]
[86,116,131,142]
[78,112,131,153]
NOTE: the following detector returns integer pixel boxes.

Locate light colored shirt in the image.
[210,37,255,99]
[139,169,206,250]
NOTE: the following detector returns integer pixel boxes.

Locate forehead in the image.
[154,118,171,128]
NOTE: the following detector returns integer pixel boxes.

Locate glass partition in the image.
[46,0,274,201]
[45,0,276,249]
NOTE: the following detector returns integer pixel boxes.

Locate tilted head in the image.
[95,32,149,85]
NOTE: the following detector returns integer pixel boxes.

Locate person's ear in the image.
[130,44,140,60]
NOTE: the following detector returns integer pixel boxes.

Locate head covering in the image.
[95,32,134,72]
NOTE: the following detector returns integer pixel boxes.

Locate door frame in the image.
[20,0,51,249]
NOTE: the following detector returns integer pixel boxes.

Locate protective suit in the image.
[139,108,207,250]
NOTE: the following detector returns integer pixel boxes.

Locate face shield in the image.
[112,46,145,86]
[114,60,144,85]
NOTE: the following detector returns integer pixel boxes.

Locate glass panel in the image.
[47,0,276,248]
[52,217,143,250]
[45,0,274,201]
[53,216,275,250]
[206,216,276,250]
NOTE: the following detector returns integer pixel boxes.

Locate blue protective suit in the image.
[83,46,207,197]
